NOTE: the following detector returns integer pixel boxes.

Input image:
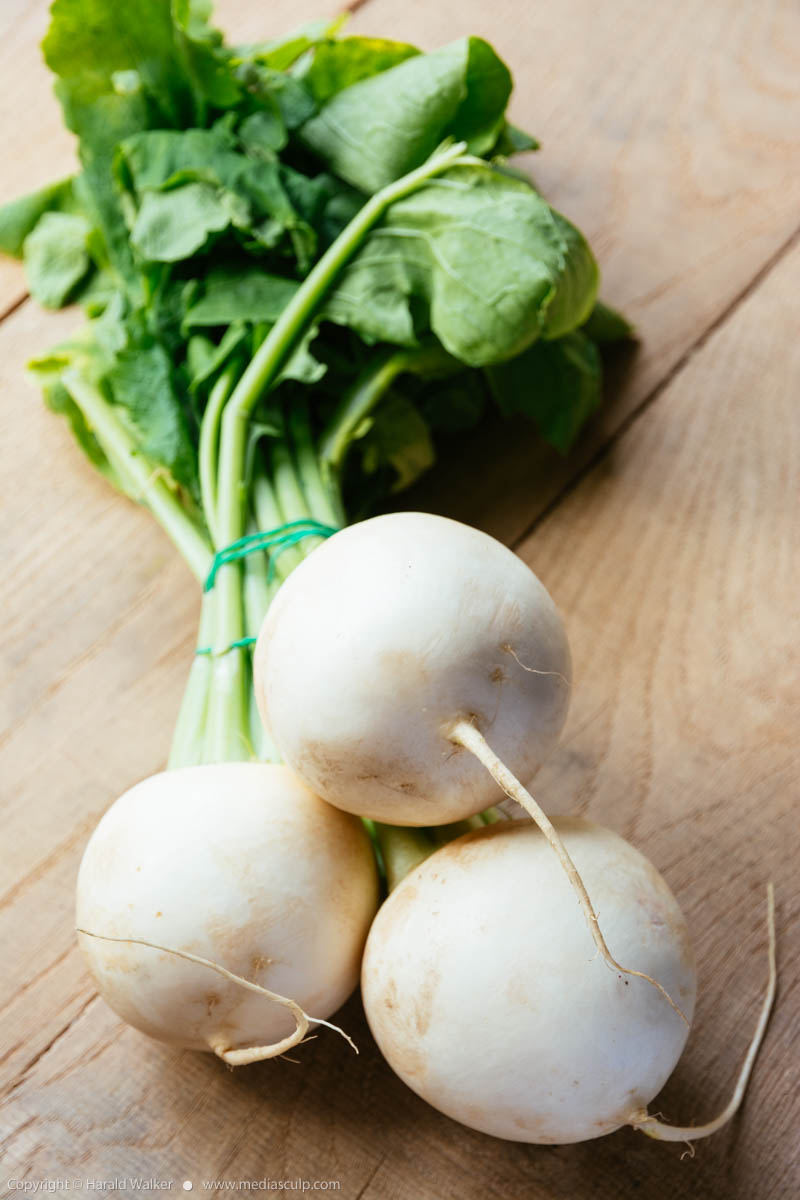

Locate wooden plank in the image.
[1,997,383,1192]
[0,0,72,316]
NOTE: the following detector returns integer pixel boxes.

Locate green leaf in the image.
[326,164,598,366]
[23,211,93,308]
[236,158,292,217]
[0,177,81,257]
[490,122,540,156]
[29,295,129,388]
[325,254,418,349]
[236,64,316,130]
[236,16,344,72]
[42,0,240,296]
[301,37,512,193]
[130,183,246,261]
[117,127,317,267]
[183,267,299,327]
[239,109,287,156]
[115,125,243,194]
[34,374,122,488]
[186,324,247,390]
[28,299,130,493]
[359,392,435,491]
[31,290,199,497]
[107,336,199,496]
[448,37,512,154]
[318,178,366,247]
[172,0,242,111]
[44,0,198,130]
[301,37,419,104]
[487,330,602,452]
[77,267,120,316]
[418,370,486,433]
[277,325,326,385]
[581,299,634,344]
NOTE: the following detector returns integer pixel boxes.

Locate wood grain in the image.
[0,0,798,1197]
[0,0,71,316]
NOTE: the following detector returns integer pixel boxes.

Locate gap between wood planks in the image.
[0,291,28,324]
[1,993,99,1103]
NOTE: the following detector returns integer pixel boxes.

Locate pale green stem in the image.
[428,816,485,846]
[168,591,215,769]
[199,366,236,545]
[290,399,344,527]
[251,468,299,585]
[272,437,310,522]
[203,564,251,764]
[318,341,456,477]
[266,443,309,575]
[219,143,473,444]
[374,825,436,893]
[319,349,410,472]
[242,511,279,763]
[62,371,212,582]
[209,147,475,756]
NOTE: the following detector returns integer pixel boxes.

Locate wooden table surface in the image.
[1,1,798,1196]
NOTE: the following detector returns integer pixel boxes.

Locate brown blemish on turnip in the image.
[381,1033,427,1083]
[375,885,419,939]
[97,951,141,976]
[378,649,429,689]
[413,964,441,1036]
[505,975,531,1008]
[302,738,423,805]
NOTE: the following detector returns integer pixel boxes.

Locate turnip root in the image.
[76,762,379,1063]
[254,511,685,1018]
[254,512,571,827]
[362,819,775,1145]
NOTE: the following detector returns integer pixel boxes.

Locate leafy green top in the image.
[1,0,632,518]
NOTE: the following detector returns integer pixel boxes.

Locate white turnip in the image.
[254,511,570,827]
[361,818,775,1145]
[76,762,379,1063]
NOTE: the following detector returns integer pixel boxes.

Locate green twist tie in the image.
[203,519,338,593]
[197,520,338,657]
[196,636,258,658]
